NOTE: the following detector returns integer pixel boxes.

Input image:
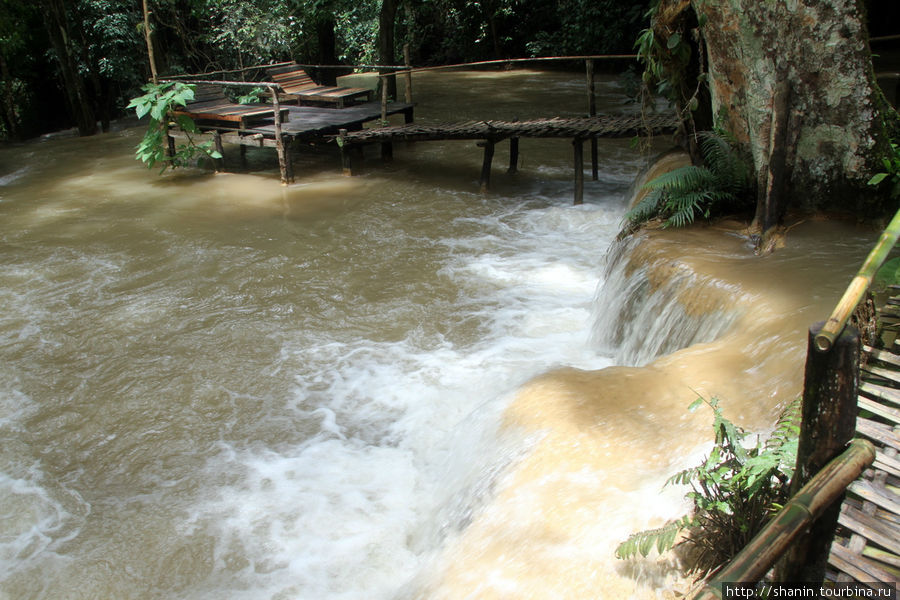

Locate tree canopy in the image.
[0,0,651,140]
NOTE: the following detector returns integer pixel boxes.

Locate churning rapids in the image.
[0,71,881,599]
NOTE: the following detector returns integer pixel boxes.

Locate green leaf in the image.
[667,32,682,50]
[868,172,888,186]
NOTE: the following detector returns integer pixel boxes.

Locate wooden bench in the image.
[173,84,289,130]
[266,64,374,108]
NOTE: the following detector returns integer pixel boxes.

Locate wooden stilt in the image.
[272,91,289,185]
[585,60,598,180]
[573,137,584,205]
[381,77,388,125]
[381,142,393,161]
[339,129,353,176]
[508,137,519,174]
[284,141,294,182]
[403,44,413,104]
[213,130,224,172]
[479,139,495,192]
[507,117,519,174]
[239,143,247,168]
[165,123,175,164]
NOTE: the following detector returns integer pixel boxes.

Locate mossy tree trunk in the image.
[690,0,898,242]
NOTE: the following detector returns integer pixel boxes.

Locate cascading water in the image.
[0,70,882,600]
[591,234,743,366]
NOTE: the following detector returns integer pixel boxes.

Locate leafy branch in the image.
[127,81,222,171]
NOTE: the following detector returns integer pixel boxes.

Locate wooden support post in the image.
[213,130,224,172]
[272,91,289,185]
[381,141,393,161]
[573,137,584,205]
[777,321,860,582]
[403,44,413,104]
[165,123,175,163]
[284,141,294,182]
[508,137,519,174]
[239,143,247,168]
[507,117,519,174]
[381,76,388,125]
[479,139,495,192]
[585,59,598,180]
[339,129,353,176]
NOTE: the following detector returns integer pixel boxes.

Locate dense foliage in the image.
[0,0,652,140]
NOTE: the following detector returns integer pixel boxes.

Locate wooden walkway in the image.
[335,113,679,145]
[336,112,680,203]
[827,288,900,585]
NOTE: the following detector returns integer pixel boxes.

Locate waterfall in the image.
[591,234,744,366]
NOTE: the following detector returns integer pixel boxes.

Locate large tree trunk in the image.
[315,15,339,86]
[692,0,896,241]
[41,0,97,136]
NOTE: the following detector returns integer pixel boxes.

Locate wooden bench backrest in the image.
[268,66,318,94]
[188,83,230,105]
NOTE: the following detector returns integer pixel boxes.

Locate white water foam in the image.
[180,200,624,599]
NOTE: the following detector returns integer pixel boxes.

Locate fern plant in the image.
[616,396,799,578]
[626,131,750,229]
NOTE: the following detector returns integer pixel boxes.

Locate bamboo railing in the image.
[692,440,876,600]
[815,208,900,351]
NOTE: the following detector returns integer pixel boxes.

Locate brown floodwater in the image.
[0,70,883,600]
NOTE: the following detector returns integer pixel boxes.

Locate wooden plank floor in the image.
[828,287,900,585]
[243,102,413,141]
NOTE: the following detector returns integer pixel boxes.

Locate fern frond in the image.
[615,516,695,559]
[626,187,666,225]
[642,165,717,194]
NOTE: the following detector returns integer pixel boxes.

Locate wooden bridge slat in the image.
[864,546,900,570]
[839,504,900,554]
[860,371,900,395]
[864,346,900,369]
[856,417,900,451]
[829,541,898,585]
[848,479,900,516]
[874,452,900,478]
[859,396,900,425]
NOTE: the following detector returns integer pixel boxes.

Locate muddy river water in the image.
[0,70,881,599]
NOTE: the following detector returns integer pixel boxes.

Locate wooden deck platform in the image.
[194,101,414,147]
[827,288,900,585]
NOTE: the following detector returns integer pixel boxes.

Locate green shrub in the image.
[616,396,799,577]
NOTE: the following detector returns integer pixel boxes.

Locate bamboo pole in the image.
[816,207,900,352]
[692,439,876,600]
